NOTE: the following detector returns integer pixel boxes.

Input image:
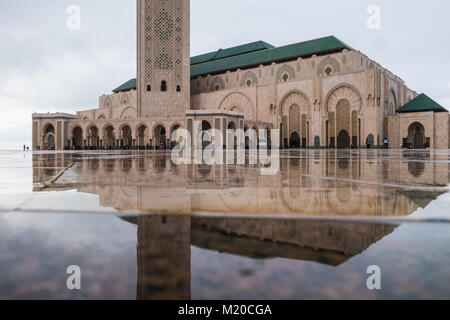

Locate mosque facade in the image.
[32,0,450,150]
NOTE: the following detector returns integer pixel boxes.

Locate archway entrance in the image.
[46,134,55,150]
[121,125,132,149]
[72,127,83,150]
[337,130,350,149]
[169,124,181,149]
[154,125,167,149]
[407,122,426,149]
[414,132,425,149]
[87,126,99,149]
[201,121,212,149]
[104,126,115,149]
[290,132,300,148]
[43,124,55,150]
[137,125,148,149]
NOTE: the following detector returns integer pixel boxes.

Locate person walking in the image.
[384,137,389,149]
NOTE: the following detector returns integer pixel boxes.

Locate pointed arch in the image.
[325,84,362,114]
[219,92,255,120]
[120,107,137,120]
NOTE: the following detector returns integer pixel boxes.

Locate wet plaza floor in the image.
[0,149,449,299]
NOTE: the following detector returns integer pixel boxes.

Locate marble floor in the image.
[0,150,449,299]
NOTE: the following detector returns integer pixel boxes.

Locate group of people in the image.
[23,145,30,151]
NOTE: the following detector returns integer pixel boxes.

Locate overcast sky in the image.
[0,0,449,149]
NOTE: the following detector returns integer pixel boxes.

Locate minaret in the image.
[137,0,190,118]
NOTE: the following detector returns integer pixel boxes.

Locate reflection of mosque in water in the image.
[32,151,448,299]
[33,151,448,217]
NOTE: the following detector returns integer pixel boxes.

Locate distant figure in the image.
[45,145,49,151]
[26,146,29,151]
[23,145,26,151]
[384,137,389,149]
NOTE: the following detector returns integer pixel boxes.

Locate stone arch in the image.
[219,92,255,119]
[169,121,183,133]
[280,91,311,148]
[103,96,112,108]
[240,71,258,87]
[119,123,133,148]
[317,56,341,77]
[168,122,183,147]
[42,123,56,150]
[280,90,311,117]
[276,64,296,83]
[42,123,55,135]
[210,76,225,92]
[71,125,84,149]
[325,84,362,114]
[326,186,362,216]
[44,133,55,150]
[387,89,397,116]
[227,120,237,130]
[120,93,130,105]
[120,107,136,120]
[102,124,116,149]
[136,123,149,148]
[153,123,168,148]
[407,122,426,149]
[288,104,300,138]
[86,124,100,148]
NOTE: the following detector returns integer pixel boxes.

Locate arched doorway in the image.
[337,130,350,149]
[336,99,350,149]
[407,122,426,149]
[290,132,300,148]
[87,125,99,149]
[46,134,55,150]
[137,125,148,149]
[43,124,55,150]
[121,125,132,149]
[170,124,181,149]
[244,125,249,149]
[104,126,115,149]
[72,126,83,150]
[201,121,212,149]
[154,125,167,149]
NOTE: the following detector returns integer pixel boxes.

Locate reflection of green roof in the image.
[400,191,444,209]
[112,35,351,92]
[397,93,448,113]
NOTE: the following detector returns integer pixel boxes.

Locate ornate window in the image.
[161,81,167,92]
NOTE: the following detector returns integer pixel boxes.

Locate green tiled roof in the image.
[112,78,136,93]
[190,41,275,65]
[397,93,448,113]
[113,36,351,93]
[191,36,350,77]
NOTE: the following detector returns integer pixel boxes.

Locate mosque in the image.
[32,0,450,150]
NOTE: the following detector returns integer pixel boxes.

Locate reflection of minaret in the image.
[136,215,191,300]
